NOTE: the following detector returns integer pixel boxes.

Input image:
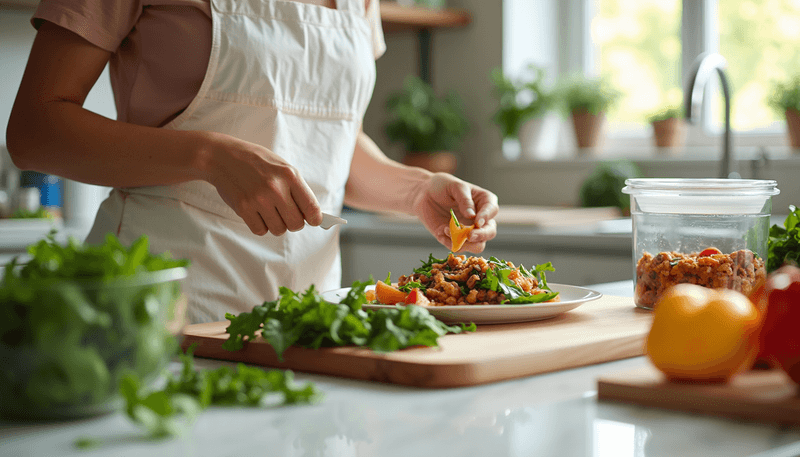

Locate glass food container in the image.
[622,178,780,310]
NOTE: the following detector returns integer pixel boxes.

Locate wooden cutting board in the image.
[597,364,800,427]
[181,295,653,388]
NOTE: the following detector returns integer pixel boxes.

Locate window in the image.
[717,0,800,132]
[587,0,800,144]
[592,0,683,134]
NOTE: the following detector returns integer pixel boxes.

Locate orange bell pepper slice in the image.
[449,209,474,252]
[375,280,408,305]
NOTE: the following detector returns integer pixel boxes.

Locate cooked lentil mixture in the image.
[396,253,559,306]
[635,248,765,308]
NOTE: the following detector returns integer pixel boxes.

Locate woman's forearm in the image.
[7,100,213,188]
[344,132,433,214]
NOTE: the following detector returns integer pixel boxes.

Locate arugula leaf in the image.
[506,291,560,304]
[224,281,474,360]
[384,272,391,284]
[532,262,555,291]
[398,281,427,293]
[413,253,447,276]
[768,205,800,273]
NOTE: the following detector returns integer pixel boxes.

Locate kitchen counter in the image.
[2,281,799,457]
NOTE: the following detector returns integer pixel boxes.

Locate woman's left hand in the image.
[411,173,499,253]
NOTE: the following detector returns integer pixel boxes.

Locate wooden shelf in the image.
[380,1,472,32]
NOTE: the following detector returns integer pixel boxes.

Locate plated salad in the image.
[370,253,560,306]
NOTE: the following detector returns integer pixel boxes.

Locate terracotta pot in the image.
[401,151,458,174]
[571,110,605,151]
[785,108,800,150]
[651,117,685,149]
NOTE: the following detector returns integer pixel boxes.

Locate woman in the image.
[6,0,499,323]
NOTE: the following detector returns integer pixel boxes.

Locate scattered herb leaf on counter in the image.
[80,348,320,445]
[222,281,475,359]
[768,205,800,273]
[11,207,55,219]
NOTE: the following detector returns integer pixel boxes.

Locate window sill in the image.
[495,144,800,168]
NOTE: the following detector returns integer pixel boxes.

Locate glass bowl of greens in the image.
[0,233,189,420]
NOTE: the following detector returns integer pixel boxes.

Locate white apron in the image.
[86,0,377,323]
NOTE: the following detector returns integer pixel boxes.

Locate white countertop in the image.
[2,281,799,457]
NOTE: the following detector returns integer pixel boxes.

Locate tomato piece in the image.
[404,288,430,306]
[699,247,722,257]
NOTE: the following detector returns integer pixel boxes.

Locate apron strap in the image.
[335,0,365,16]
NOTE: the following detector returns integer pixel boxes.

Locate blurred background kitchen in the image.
[2,0,799,286]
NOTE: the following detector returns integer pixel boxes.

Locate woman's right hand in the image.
[202,132,323,236]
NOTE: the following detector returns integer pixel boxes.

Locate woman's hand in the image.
[411,173,499,253]
[203,132,323,236]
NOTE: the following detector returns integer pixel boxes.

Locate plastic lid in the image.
[621,178,780,215]
[622,178,780,196]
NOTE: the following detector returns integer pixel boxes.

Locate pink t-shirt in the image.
[32,0,386,128]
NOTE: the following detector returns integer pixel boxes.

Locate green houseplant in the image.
[490,64,552,157]
[767,75,800,150]
[385,75,470,173]
[556,75,621,151]
[647,106,685,150]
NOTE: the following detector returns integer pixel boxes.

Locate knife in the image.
[318,212,347,230]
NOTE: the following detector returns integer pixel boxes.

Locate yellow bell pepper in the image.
[646,284,761,383]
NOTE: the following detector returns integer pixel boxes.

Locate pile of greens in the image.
[223,280,475,359]
[0,233,189,418]
[768,205,800,272]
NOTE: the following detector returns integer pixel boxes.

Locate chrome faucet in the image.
[684,53,735,178]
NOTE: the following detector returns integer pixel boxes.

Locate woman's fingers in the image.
[471,188,499,229]
[240,211,269,236]
[291,179,323,227]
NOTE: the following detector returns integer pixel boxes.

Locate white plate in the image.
[319,283,603,325]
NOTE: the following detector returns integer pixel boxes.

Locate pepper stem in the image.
[449,209,461,228]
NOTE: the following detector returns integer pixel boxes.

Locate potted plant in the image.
[556,75,620,152]
[767,75,800,150]
[647,106,685,150]
[490,64,552,158]
[385,75,470,173]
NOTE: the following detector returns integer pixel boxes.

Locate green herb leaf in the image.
[412,253,447,276]
[398,281,427,293]
[768,205,800,272]
[532,262,555,291]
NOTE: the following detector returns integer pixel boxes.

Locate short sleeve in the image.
[31,0,141,52]
[366,0,387,60]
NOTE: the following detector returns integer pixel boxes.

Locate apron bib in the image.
[86,0,376,323]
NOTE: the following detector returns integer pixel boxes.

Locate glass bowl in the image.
[0,267,187,419]
[622,178,780,309]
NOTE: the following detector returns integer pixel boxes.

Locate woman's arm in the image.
[6,22,322,236]
[345,131,499,252]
